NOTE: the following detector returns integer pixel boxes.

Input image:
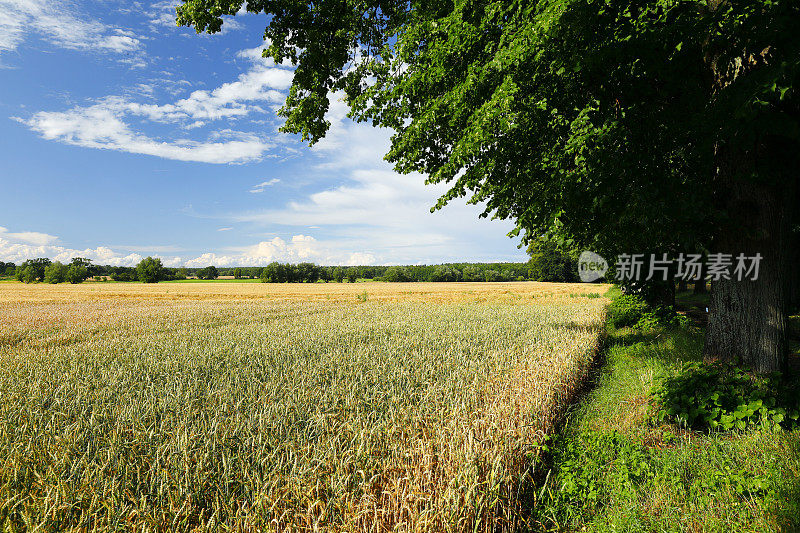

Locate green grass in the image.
[532,289,800,532]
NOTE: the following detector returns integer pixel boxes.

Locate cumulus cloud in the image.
[0,234,143,267]
[0,226,377,268]
[231,167,524,263]
[0,227,199,267]
[185,235,375,267]
[17,46,294,164]
[220,96,528,264]
[0,0,141,58]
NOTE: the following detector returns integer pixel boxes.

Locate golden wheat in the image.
[0,281,607,531]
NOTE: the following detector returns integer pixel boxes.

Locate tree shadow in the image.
[605,328,661,347]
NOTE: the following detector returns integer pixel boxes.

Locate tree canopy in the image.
[178,0,796,248]
[137,257,165,283]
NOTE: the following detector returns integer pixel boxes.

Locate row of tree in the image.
[3,256,573,285]
[12,258,91,284]
[257,261,550,283]
[0,261,17,277]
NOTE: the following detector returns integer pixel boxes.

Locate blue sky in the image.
[0,0,527,267]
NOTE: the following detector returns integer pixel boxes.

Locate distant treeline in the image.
[256,262,533,283]
[1,242,581,284]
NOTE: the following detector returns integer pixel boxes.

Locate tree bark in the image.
[703,150,790,373]
[701,1,793,373]
[790,232,800,313]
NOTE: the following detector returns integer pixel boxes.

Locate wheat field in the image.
[0,281,607,531]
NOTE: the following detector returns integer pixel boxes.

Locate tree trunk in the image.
[790,232,800,313]
[700,3,794,373]
[703,151,790,373]
[694,282,707,293]
[693,262,707,294]
[678,279,688,292]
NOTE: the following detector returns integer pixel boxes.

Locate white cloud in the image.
[0,226,59,246]
[221,97,528,264]
[249,178,280,193]
[19,107,274,164]
[0,233,144,267]
[148,1,243,35]
[185,235,375,267]
[0,225,378,268]
[0,0,141,58]
[17,45,294,164]
[122,55,293,122]
[217,227,233,232]
[232,167,523,263]
[308,97,395,170]
[147,1,182,31]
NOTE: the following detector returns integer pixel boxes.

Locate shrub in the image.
[607,294,649,328]
[652,362,800,431]
[635,306,692,330]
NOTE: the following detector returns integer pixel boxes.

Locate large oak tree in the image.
[178,0,799,372]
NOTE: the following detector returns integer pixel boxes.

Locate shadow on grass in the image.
[605,327,660,347]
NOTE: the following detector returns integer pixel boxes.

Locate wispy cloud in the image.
[249,178,280,193]
[0,0,141,59]
[0,226,59,246]
[148,1,243,35]
[17,109,274,164]
[16,46,293,164]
